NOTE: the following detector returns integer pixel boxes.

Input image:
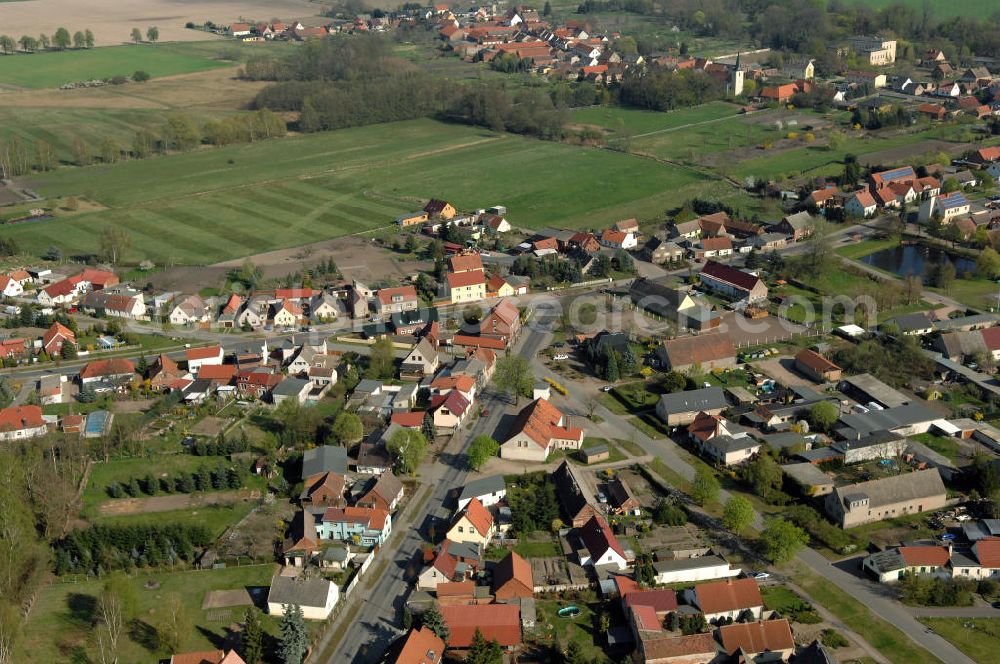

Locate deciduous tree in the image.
[146,26,159,43]
[493,354,534,405]
[691,467,720,506]
[761,518,808,564]
[332,412,363,445]
[98,225,131,264]
[387,428,427,475]
[722,495,754,534]
[53,28,70,49]
[466,435,499,471]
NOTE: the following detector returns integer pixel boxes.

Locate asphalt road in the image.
[317,316,553,663]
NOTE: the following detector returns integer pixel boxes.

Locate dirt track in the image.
[99,488,258,516]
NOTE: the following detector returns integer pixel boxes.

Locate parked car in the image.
[553,354,569,361]
[600,385,613,392]
[750,571,771,580]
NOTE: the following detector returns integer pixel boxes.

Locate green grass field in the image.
[571,101,741,136]
[919,617,1000,662]
[83,455,249,509]
[843,0,1000,19]
[9,118,704,264]
[22,564,279,663]
[0,44,230,89]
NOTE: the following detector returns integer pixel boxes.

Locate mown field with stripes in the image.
[9,118,707,265]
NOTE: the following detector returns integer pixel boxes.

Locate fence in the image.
[342,549,376,599]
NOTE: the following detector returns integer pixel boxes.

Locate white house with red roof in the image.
[499,397,584,462]
[430,390,471,430]
[0,274,23,297]
[185,345,224,373]
[599,229,638,250]
[375,286,419,314]
[577,514,628,570]
[0,405,47,441]
[42,321,76,356]
[845,190,878,218]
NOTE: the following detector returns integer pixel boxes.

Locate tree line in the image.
[105,464,247,498]
[0,28,93,53]
[53,522,214,575]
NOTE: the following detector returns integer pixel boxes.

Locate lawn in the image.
[535,596,608,662]
[9,118,705,264]
[761,586,803,612]
[919,617,1000,662]
[911,432,962,463]
[21,564,278,663]
[793,568,939,664]
[0,44,229,89]
[570,101,741,136]
[836,236,901,260]
[83,454,248,509]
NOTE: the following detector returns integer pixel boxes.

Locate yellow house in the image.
[272,300,301,327]
[446,271,486,304]
[446,498,495,546]
[488,275,516,298]
[424,199,457,219]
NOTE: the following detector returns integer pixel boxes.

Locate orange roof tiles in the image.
[392,626,444,664]
[900,546,951,567]
[719,619,794,655]
[455,497,493,537]
[440,604,521,647]
[694,578,763,614]
[0,405,44,431]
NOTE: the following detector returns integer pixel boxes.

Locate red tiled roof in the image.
[391,411,426,428]
[186,345,222,361]
[197,364,237,382]
[700,260,762,292]
[493,551,533,598]
[430,375,475,394]
[686,411,725,443]
[975,538,1000,568]
[630,604,661,632]
[852,190,877,208]
[719,619,794,655]
[641,633,717,660]
[809,187,840,204]
[900,546,951,567]
[449,253,484,273]
[694,578,763,614]
[377,286,418,306]
[447,271,486,289]
[0,405,44,431]
[392,627,444,664]
[976,146,1000,162]
[624,588,678,613]
[79,358,136,380]
[579,514,626,561]
[275,288,314,299]
[507,397,582,449]
[699,236,733,251]
[601,229,628,245]
[660,333,735,367]
[982,327,1000,351]
[431,390,470,418]
[795,348,841,374]
[436,580,475,597]
[454,497,493,537]
[452,335,506,350]
[440,604,521,647]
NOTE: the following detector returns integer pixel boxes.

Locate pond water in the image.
[860,244,977,281]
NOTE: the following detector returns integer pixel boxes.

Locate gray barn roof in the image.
[267,574,334,608]
[302,445,347,478]
[657,386,728,415]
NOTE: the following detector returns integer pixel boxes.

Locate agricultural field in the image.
[0,0,322,45]
[8,118,706,264]
[0,44,231,89]
[0,106,244,163]
[22,564,279,663]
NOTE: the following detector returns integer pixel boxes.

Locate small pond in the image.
[860,244,977,281]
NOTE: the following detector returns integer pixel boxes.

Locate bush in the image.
[133,70,150,82]
[822,628,849,648]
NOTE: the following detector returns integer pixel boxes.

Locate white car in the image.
[750,571,771,580]
[553,354,569,361]
[600,385,613,392]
